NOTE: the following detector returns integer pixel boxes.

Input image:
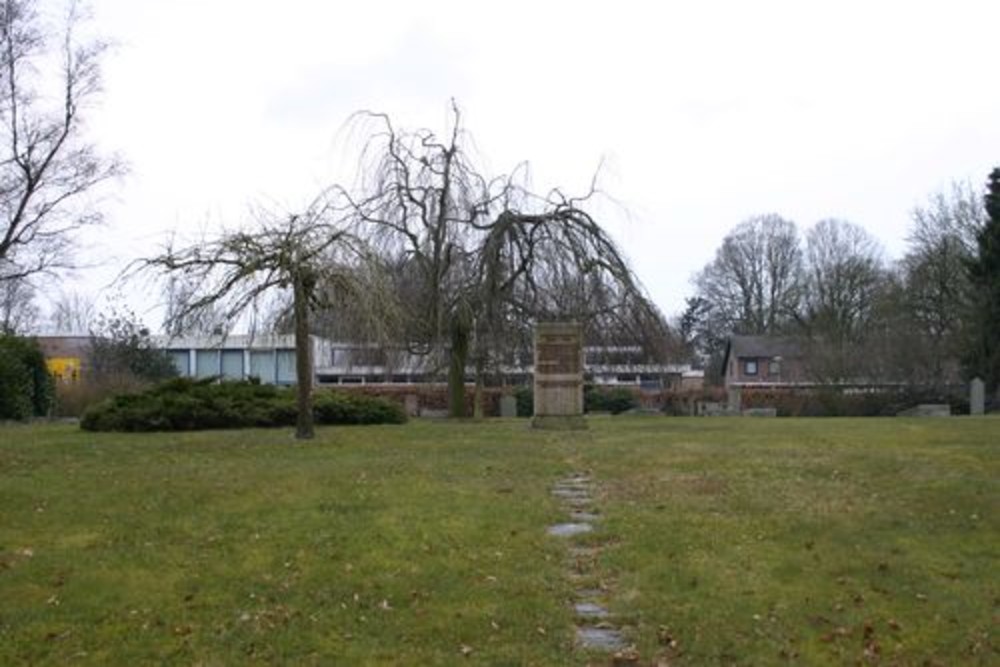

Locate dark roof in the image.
[728,335,803,359]
[721,335,804,379]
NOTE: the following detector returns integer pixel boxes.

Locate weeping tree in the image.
[331,104,667,417]
[140,198,373,439]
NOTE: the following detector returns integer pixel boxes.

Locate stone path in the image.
[548,472,638,662]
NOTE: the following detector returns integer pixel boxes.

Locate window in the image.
[769,358,781,376]
[249,350,277,383]
[195,350,220,378]
[743,359,758,376]
[221,350,244,379]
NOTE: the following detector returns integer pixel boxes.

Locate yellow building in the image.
[47,357,82,384]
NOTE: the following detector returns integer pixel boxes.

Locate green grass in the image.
[0,417,996,665]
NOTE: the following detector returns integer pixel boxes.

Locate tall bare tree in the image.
[0,0,123,283]
[694,213,803,337]
[798,219,885,381]
[141,199,374,439]
[48,288,94,332]
[901,182,984,382]
[331,105,666,417]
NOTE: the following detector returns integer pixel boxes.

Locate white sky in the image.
[56,0,1000,326]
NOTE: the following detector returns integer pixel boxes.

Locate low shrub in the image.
[80,379,407,432]
[741,385,970,417]
[52,372,151,418]
[313,390,407,425]
[584,385,639,414]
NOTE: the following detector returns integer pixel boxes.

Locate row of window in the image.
[168,349,297,384]
[743,358,781,377]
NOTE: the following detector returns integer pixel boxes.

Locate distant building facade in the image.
[33,335,91,384]
[721,335,806,389]
[152,334,702,390]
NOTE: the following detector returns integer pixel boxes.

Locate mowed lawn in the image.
[0,417,996,665]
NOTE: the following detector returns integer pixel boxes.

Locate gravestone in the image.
[970,377,985,415]
[499,394,518,418]
[404,394,419,417]
[727,386,742,413]
[532,322,586,429]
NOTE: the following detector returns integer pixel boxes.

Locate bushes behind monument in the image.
[80,378,407,432]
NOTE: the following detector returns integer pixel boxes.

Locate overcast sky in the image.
[63,0,1000,326]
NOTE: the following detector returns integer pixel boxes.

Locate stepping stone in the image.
[547,522,593,537]
[551,487,591,500]
[576,625,627,651]
[568,546,599,558]
[570,510,599,522]
[575,587,605,599]
[574,601,610,618]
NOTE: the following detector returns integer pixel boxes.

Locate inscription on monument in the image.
[533,322,585,428]
[537,336,581,374]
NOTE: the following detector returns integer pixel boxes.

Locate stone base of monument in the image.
[532,415,589,430]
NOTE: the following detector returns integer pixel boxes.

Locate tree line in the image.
[1,0,996,433]
[681,170,1000,396]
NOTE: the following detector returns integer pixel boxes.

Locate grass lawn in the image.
[0,416,996,665]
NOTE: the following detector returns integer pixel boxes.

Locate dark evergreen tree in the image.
[965,167,1000,393]
[0,335,53,420]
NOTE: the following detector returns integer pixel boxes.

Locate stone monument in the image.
[970,377,985,416]
[532,322,586,429]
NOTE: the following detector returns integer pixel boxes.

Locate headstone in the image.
[404,394,419,417]
[727,386,742,413]
[742,407,777,417]
[499,394,517,418]
[532,322,586,429]
[970,377,985,415]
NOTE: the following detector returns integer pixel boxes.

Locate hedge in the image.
[741,386,970,417]
[80,378,407,432]
[0,336,53,420]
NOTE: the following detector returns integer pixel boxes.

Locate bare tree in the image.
[694,214,803,337]
[0,273,35,332]
[140,199,374,439]
[331,105,666,417]
[0,0,123,283]
[161,273,230,337]
[48,288,94,332]
[798,219,886,381]
[901,182,985,381]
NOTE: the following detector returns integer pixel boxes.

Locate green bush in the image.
[314,391,407,425]
[0,336,53,420]
[514,386,534,417]
[81,379,407,432]
[584,385,638,414]
[741,386,971,417]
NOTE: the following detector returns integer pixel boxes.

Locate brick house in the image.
[721,335,806,389]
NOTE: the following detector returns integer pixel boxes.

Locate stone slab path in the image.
[548,472,638,662]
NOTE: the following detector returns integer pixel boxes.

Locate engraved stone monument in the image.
[532,322,586,429]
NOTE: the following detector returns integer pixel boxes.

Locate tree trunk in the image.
[448,316,470,418]
[473,354,484,419]
[293,274,315,439]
